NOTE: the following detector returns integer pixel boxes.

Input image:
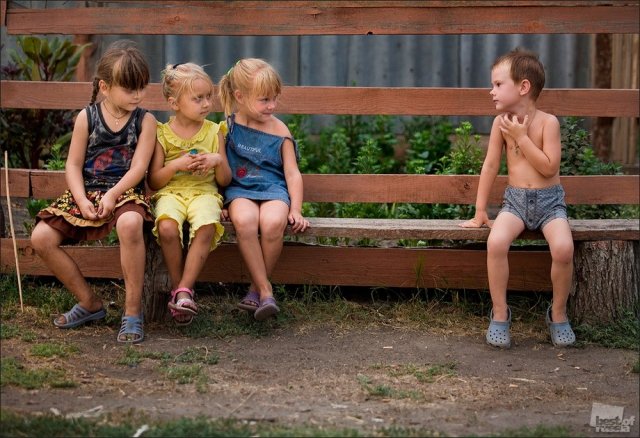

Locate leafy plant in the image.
[1,36,90,169]
[403,117,453,174]
[437,121,484,175]
[559,117,635,219]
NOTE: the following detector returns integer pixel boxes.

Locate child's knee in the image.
[260,219,287,241]
[157,218,180,239]
[193,223,215,241]
[551,240,574,264]
[30,223,55,253]
[116,212,144,241]
[486,234,510,256]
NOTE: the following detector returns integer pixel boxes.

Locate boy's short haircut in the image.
[493,48,545,101]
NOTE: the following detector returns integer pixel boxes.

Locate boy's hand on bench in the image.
[460,217,491,228]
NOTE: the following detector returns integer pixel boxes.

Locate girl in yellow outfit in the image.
[148,63,231,325]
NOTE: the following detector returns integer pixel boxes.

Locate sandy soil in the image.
[1,317,638,437]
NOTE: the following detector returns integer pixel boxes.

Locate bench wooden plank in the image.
[2,82,639,118]
[22,170,640,206]
[5,4,639,35]
[0,238,553,291]
[272,218,639,242]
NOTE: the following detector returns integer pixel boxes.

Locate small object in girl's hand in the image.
[189,149,198,154]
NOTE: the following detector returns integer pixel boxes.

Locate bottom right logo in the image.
[590,402,636,433]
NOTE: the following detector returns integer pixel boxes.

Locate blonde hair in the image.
[90,40,150,104]
[160,62,214,102]
[218,58,282,116]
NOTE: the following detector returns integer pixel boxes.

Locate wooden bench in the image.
[1,1,639,324]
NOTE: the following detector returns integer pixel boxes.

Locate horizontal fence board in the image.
[5,4,639,35]
[1,238,552,291]
[1,168,30,197]
[2,82,638,117]
[15,171,640,206]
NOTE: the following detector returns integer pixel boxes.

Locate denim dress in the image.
[224,114,298,207]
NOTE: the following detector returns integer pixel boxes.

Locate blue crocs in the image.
[486,307,511,348]
[546,306,576,347]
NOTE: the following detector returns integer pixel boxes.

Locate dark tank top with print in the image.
[83,104,147,192]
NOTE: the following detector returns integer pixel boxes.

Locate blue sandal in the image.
[486,307,511,348]
[546,306,576,347]
[254,296,280,321]
[53,303,106,329]
[117,315,144,344]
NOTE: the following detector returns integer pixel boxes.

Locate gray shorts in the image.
[500,184,568,231]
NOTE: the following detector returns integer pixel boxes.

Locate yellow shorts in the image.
[152,192,224,251]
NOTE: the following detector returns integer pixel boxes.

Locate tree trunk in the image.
[569,240,639,324]
[142,234,170,323]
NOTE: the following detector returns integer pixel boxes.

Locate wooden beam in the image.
[0,238,553,291]
[2,82,638,117]
[5,4,639,35]
[19,170,640,206]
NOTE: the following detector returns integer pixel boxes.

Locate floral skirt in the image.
[36,188,153,242]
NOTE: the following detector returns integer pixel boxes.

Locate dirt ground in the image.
[1,310,638,437]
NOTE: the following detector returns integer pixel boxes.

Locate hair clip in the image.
[172,63,183,69]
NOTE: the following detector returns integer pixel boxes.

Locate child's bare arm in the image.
[97,112,157,218]
[65,109,97,220]
[499,113,561,178]
[188,133,232,186]
[282,138,308,233]
[460,116,503,228]
[147,142,195,190]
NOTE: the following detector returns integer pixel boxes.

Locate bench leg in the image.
[142,234,171,323]
[569,240,639,324]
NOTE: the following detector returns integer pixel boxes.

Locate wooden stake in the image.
[4,151,24,312]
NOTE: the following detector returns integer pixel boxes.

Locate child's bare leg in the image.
[542,218,574,323]
[229,199,271,297]
[116,211,145,317]
[486,213,524,321]
[256,200,289,296]
[179,224,215,294]
[157,218,184,290]
[31,222,103,321]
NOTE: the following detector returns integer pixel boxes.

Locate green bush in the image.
[0,36,89,169]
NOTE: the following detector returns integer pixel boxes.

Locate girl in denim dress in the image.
[218,58,309,320]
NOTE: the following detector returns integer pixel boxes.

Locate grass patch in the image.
[383,362,457,383]
[575,308,639,350]
[356,374,422,400]
[30,342,78,358]
[0,357,76,389]
[484,424,576,437]
[1,275,638,351]
[116,346,173,367]
[0,411,446,437]
[116,345,218,393]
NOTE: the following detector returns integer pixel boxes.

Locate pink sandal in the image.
[168,288,198,325]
